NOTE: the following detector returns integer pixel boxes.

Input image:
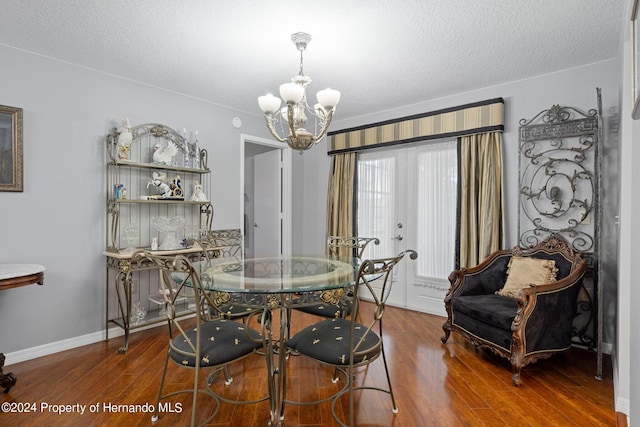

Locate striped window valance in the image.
[328,98,504,154]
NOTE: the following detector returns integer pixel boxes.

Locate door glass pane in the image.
[357,153,396,259]
[414,141,457,280]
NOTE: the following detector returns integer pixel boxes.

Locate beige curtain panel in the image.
[458,131,505,268]
[325,152,356,257]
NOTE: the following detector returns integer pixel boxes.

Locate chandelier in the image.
[258,32,341,152]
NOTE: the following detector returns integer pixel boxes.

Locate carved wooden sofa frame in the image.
[441,235,587,386]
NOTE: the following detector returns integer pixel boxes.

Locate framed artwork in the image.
[0,104,23,192]
[632,0,640,119]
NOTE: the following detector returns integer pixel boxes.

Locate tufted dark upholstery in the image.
[441,235,586,386]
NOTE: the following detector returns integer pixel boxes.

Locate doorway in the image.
[241,134,292,258]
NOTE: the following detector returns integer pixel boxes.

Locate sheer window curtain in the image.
[458,131,505,268]
[356,152,397,260]
[414,142,458,281]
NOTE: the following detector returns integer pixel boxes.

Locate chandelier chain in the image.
[298,49,304,76]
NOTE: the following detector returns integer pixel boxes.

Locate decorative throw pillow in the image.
[496,257,558,298]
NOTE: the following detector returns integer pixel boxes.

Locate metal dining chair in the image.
[189,229,267,385]
[285,249,418,427]
[294,236,379,319]
[200,229,266,321]
[141,252,267,427]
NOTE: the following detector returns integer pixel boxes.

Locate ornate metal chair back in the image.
[327,236,380,259]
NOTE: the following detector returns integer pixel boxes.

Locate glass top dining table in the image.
[183,255,361,426]
[195,255,361,294]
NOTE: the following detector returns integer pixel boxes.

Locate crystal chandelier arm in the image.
[312,107,335,143]
[263,114,288,143]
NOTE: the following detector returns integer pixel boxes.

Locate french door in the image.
[356,140,457,316]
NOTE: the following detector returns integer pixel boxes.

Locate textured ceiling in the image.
[0,0,626,121]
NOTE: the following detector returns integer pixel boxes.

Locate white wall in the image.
[0,45,271,355]
[618,3,636,421]
[618,49,632,419]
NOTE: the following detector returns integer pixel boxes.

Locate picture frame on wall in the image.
[631,0,640,119]
[0,104,24,192]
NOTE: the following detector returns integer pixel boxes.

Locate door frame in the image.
[240,134,292,257]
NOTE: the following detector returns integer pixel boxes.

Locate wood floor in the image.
[1,304,617,426]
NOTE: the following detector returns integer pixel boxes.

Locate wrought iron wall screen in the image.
[517,91,603,379]
[518,105,598,250]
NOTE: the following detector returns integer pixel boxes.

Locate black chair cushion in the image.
[216,303,260,318]
[452,294,518,330]
[169,319,262,367]
[213,293,264,319]
[286,318,380,365]
[295,294,353,318]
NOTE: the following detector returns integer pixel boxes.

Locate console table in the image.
[0,264,45,393]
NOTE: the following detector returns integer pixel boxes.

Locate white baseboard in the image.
[615,396,630,418]
[612,346,630,417]
[4,323,165,365]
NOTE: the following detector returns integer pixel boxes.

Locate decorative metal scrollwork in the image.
[106,123,208,168]
[209,291,232,307]
[518,104,598,252]
[319,288,345,305]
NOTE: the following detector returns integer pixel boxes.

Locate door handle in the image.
[391,235,403,241]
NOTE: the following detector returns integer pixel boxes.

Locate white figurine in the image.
[152,141,178,165]
[147,172,183,199]
[147,171,171,197]
[116,118,133,160]
[189,180,208,202]
[151,237,159,250]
